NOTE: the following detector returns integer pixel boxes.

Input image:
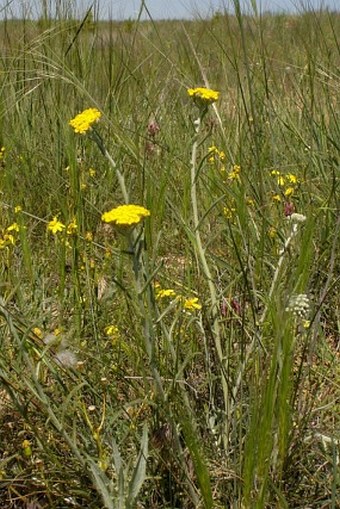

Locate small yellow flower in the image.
[2,234,15,245]
[228,164,241,181]
[208,145,226,166]
[21,440,32,458]
[268,227,277,238]
[302,320,310,329]
[47,217,65,234]
[66,218,78,235]
[89,168,96,177]
[69,108,102,134]
[33,327,43,338]
[286,173,299,184]
[85,231,93,242]
[102,204,150,227]
[183,297,202,311]
[277,175,285,186]
[105,325,119,336]
[14,205,22,214]
[272,194,282,203]
[284,186,294,197]
[271,170,280,176]
[187,87,220,104]
[156,288,177,299]
[7,223,20,232]
[223,205,236,219]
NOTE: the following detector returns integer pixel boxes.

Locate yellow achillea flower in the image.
[187,87,220,106]
[69,108,102,134]
[183,297,202,311]
[47,217,66,234]
[102,204,150,227]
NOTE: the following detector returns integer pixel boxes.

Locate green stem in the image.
[190,114,230,451]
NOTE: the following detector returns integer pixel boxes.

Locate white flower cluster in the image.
[286,293,310,318]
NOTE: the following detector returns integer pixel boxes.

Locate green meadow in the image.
[0,3,339,508]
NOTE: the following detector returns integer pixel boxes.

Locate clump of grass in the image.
[0,2,339,508]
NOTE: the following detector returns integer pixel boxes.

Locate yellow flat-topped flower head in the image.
[101,204,150,228]
[187,87,220,108]
[69,108,102,134]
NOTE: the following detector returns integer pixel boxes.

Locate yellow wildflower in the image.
[187,87,219,104]
[208,145,225,165]
[268,227,277,238]
[67,218,78,235]
[277,175,285,186]
[284,187,294,197]
[14,205,22,214]
[272,194,282,203]
[47,217,65,234]
[7,223,20,232]
[2,234,15,245]
[156,288,177,299]
[21,440,32,458]
[89,168,96,177]
[105,325,119,335]
[223,205,236,219]
[102,204,150,227]
[33,327,43,338]
[85,231,93,242]
[183,297,202,311]
[228,164,241,181]
[69,108,102,134]
[286,173,299,184]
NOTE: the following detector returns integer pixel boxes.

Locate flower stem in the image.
[190,114,230,451]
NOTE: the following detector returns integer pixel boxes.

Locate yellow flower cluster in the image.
[187,87,220,104]
[156,288,177,299]
[104,324,120,342]
[155,284,202,312]
[228,164,241,181]
[102,204,150,227]
[223,203,236,220]
[271,170,300,201]
[208,145,225,164]
[69,108,102,134]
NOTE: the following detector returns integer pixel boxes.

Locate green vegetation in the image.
[0,3,339,508]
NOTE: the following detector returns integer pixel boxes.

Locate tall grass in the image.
[0,2,339,508]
